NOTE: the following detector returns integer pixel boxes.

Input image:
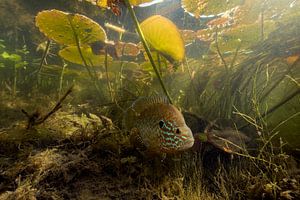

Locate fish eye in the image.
[159,120,164,128]
[176,128,180,134]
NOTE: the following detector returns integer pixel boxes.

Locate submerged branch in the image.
[22,85,74,129]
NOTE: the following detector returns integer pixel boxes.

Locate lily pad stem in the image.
[124,0,172,104]
[67,15,101,93]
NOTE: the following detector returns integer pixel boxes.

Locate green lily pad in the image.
[59,46,112,66]
[210,21,276,53]
[140,15,185,63]
[36,9,107,46]
[182,0,243,17]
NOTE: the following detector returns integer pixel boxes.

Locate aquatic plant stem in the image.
[37,40,51,74]
[13,64,17,96]
[67,15,101,94]
[105,49,114,101]
[124,0,172,104]
[59,61,67,99]
[215,29,228,72]
[260,2,266,41]
[37,40,51,86]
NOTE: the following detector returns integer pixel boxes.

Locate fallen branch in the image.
[22,85,74,129]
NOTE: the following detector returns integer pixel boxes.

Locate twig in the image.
[22,85,74,129]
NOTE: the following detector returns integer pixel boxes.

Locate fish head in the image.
[155,105,194,153]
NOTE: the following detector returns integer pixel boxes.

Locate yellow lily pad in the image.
[36,9,107,46]
[129,0,153,5]
[182,0,243,17]
[59,46,112,66]
[140,15,185,63]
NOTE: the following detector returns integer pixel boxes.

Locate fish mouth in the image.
[180,137,195,150]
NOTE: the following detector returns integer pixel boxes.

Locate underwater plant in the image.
[0,40,29,96]
[35,3,187,104]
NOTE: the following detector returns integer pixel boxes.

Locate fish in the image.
[123,96,194,155]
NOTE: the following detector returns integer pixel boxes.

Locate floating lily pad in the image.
[85,0,152,7]
[182,0,243,17]
[129,0,153,5]
[210,21,276,53]
[179,30,197,43]
[115,42,140,57]
[59,46,112,66]
[140,15,185,63]
[36,9,107,46]
[196,28,214,42]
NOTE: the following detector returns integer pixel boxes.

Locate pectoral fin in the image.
[130,128,147,151]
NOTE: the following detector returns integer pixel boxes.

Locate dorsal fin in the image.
[131,96,169,114]
[123,96,169,130]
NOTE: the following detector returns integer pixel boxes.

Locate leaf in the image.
[1,52,22,62]
[210,20,276,53]
[35,9,107,46]
[207,17,231,28]
[84,0,153,7]
[59,46,113,66]
[206,129,250,154]
[182,0,243,17]
[286,55,300,65]
[179,29,197,43]
[1,52,10,59]
[115,41,140,57]
[129,0,153,6]
[140,15,185,63]
[196,28,214,42]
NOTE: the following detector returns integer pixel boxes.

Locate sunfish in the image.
[123,96,194,155]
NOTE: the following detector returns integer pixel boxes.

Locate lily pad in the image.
[115,42,140,57]
[36,9,107,46]
[210,21,276,53]
[182,0,243,17]
[129,0,153,6]
[59,46,112,66]
[140,15,185,63]
[85,0,153,7]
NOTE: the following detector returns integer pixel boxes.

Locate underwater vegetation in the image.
[0,0,300,199]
